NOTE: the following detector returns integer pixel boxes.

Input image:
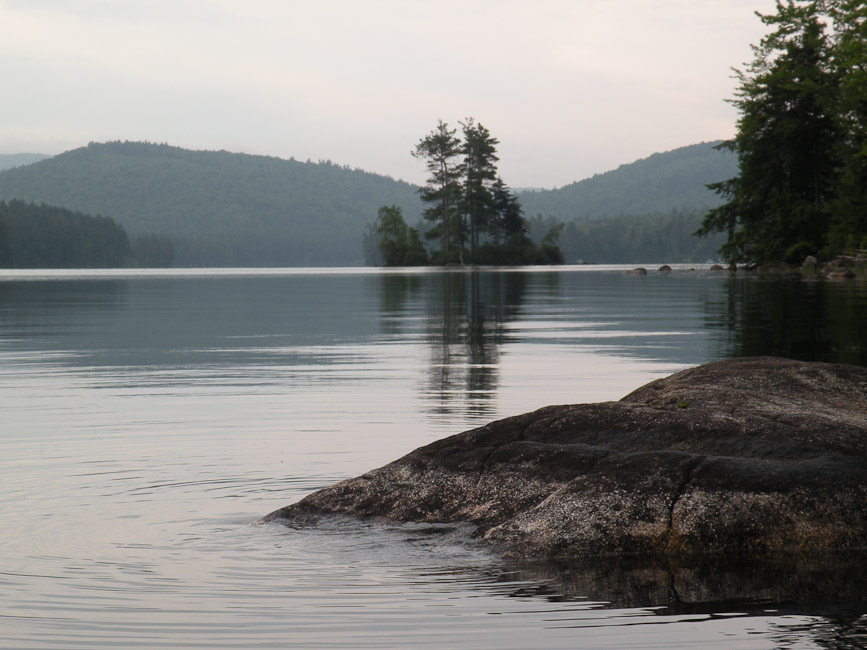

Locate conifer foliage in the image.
[376,118,564,266]
[0,200,131,268]
[697,0,867,265]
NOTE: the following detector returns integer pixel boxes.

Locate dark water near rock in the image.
[1,266,866,648]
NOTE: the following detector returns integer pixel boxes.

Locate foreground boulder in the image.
[264,357,867,557]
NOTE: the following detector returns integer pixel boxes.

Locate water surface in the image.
[2,266,866,648]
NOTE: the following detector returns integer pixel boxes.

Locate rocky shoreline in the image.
[625,254,867,278]
[263,357,867,558]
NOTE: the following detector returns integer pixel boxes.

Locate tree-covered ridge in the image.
[0,200,131,268]
[0,141,423,266]
[516,142,738,221]
[0,139,750,267]
[698,0,867,265]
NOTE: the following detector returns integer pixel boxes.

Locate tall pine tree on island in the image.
[397,118,563,266]
[412,120,464,263]
[459,118,499,257]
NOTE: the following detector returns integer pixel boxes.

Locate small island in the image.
[371,119,565,267]
[264,357,867,558]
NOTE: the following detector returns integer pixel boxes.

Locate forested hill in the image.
[0,153,51,172]
[0,141,422,266]
[516,142,737,220]
[0,140,736,266]
[0,200,130,268]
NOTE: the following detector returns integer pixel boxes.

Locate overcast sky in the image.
[0,0,777,188]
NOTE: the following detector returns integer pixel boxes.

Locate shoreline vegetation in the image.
[0,140,731,269]
[0,199,174,269]
[2,1,864,272]
[371,119,565,267]
[695,0,867,268]
[625,252,867,279]
[0,199,131,269]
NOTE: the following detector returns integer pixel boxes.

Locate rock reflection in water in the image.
[495,551,867,643]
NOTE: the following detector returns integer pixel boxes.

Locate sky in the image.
[0,0,778,188]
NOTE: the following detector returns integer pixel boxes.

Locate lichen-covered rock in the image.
[263,357,867,557]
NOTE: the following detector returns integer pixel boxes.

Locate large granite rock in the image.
[263,357,867,557]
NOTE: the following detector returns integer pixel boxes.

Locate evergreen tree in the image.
[412,121,463,262]
[459,118,499,256]
[697,1,841,264]
[410,119,563,266]
[826,0,867,250]
[0,200,131,268]
[491,177,529,246]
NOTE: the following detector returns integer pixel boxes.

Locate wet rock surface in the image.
[263,357,867,557]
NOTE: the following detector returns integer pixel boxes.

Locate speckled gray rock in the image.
[263,357,867,557]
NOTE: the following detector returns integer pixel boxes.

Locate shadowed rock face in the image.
[263,357,867,557]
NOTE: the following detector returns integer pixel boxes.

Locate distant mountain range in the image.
[0,140,736,266]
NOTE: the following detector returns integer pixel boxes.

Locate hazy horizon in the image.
[0,138,725,191]
[0,0,776,188]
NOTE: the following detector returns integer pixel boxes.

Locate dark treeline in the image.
[0,200,131,268]
[698,0,867,265]
[527,211,725,264]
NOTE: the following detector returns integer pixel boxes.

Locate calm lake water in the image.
[2,265,866,649]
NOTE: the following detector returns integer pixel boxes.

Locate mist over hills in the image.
[516,141,736,221]
[0,153,52,172]
[0,140,734,266]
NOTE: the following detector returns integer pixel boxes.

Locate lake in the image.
[2,265,866,649]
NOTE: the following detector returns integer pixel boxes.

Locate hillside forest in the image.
[2,4,862,268]
[0,200,131,268]
[0,140,733,268]
[0,142,423,267]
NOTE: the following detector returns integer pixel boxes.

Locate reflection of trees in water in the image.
[378,270,555,419]
[705,276,867,366]
[426,270,532,418]
[0,279,129,344]
[377,273,424,337]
